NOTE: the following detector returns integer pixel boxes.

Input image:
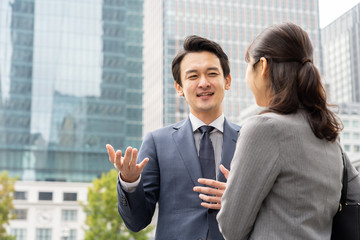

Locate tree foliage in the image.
[81,169,153,240]
[0,171,17,240]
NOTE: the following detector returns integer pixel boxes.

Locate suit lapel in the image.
[218,119,239,182]
[172,119,202,186]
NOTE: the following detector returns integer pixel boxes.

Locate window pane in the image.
[355,145,360,152]
[14,191,28,200]
[39,192,53,201]
[354,133,360,140]
[10,228,27,240]
[13,209,27,220]
[61,229,77,240]
[63,192,77,201]
[62,209,78,221]
[36,228,52,240]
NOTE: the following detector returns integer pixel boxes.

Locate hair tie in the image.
[301,57,312,65]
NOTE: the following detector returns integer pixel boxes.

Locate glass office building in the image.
[0,0,144,182]
[143,0,322,132]
[321,3,360,103]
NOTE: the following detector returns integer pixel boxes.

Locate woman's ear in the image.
[260,57,269,78]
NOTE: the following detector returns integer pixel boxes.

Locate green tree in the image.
[81,169,153,240]
[0,171,16,240]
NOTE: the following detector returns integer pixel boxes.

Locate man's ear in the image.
[225,74,232,90]
[175,82,184,96]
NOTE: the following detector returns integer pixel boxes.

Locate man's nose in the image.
[198,75,210,87]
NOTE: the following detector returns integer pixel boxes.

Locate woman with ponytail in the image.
[217,23,343,240]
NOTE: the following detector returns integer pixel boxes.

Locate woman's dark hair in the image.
[172,35,230,86]
[245,22,342,142]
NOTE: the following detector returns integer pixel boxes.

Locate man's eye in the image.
[209,72,218,76]
[188,75,197,79]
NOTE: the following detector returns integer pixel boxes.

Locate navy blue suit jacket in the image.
[117,118,240,239]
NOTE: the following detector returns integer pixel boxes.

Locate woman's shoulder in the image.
[244,112,289,126]
[242,111,306,135]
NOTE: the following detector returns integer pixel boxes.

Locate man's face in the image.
[175,51,231,119]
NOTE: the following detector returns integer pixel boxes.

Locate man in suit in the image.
[106,35,240,240]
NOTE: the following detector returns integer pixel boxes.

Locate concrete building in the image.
[8,181,90,240]
[143,0,322,133]
[321,2,360,103]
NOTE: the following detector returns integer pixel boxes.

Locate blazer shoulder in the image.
[146,119,188,137]
[225,118,241,132]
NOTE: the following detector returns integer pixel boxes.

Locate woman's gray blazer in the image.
[217,111,343,240]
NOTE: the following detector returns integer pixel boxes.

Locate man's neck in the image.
[190,111,223,125]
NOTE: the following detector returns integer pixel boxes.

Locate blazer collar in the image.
[172,118,202,186]
[219,119,240,182]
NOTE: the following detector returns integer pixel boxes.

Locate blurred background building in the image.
[320,2,360,162]
[0,0,144,183]
[1,0,143,239]
[143,0,322,133]
[321,3,360,103]
[337,102,360,156]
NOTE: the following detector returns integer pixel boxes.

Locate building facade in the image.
[0,0,144,183]
[321,3,360,103]
[143,0,322,132]
[338,103,360,157]
[8,181,90,240]
[0,0,144,239]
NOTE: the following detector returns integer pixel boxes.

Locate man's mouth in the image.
[197,92,214,97]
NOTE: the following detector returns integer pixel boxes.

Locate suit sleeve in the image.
[117,132,160,232]
[217,116,281,239]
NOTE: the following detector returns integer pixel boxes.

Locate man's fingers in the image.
[194,186,223,196]
[200,202,221,210]
[122,146,133,167]
[106,144,116,163]
[197,178,226,189]
[130,148,138,167]
[138,158,149,171]
[199,194,221,204]
[220,164,230,180]
[115,150,123,168]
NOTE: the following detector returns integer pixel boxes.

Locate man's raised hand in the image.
[106,144,149,183]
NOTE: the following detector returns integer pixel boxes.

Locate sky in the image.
[319,0,360,28]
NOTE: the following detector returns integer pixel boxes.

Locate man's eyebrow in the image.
[185,69,198,75]
[185,67,220,75]
[207,67,220,71]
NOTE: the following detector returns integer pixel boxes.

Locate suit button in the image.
[197,238,203,240]
[121,196,127,206]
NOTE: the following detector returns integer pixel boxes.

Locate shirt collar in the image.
[189,112,224,133]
